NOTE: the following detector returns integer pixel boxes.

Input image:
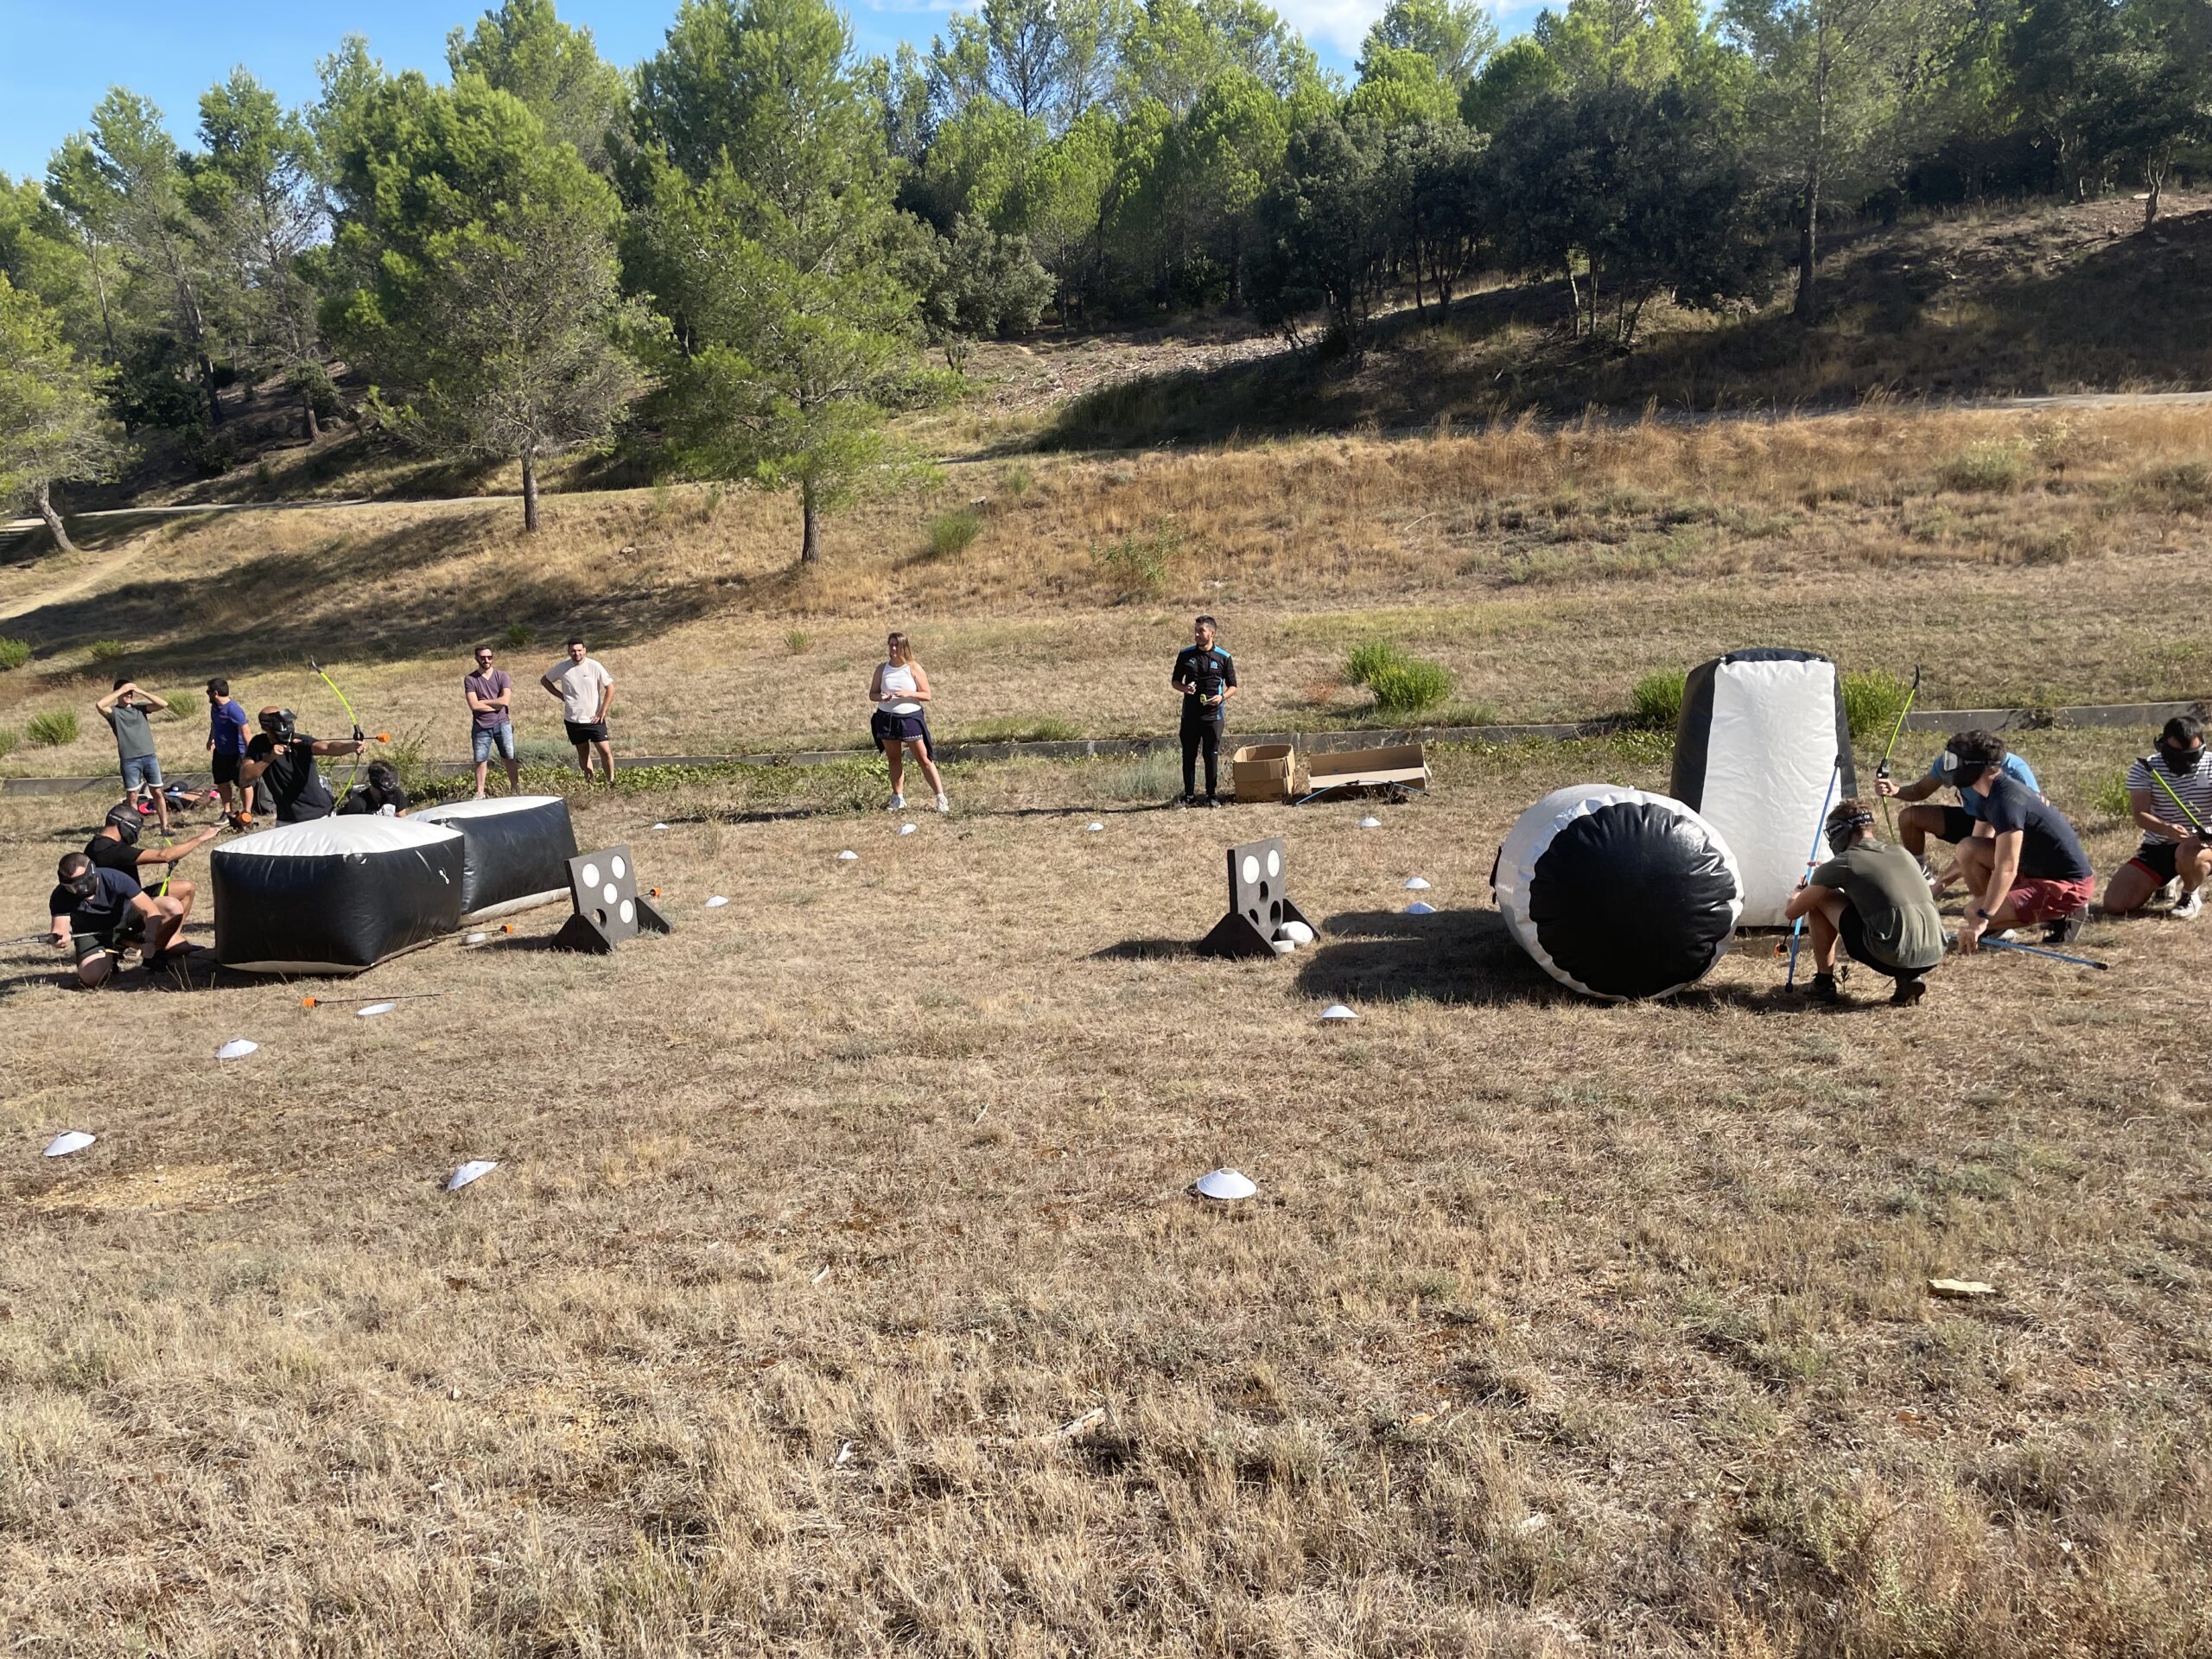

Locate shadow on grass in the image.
[3,511,741,683]
[1300,906,1563,1006]
[1091,938,1194,961]
[1033,205,2212,452]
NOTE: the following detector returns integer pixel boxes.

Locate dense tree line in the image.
[2,0,2207,556]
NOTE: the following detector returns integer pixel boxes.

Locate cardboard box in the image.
[1230,743,1298,802]
[1301,742,1428,798]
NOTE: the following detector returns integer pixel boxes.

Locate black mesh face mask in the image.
[1826,810,1874,855]
[2160,742,2205,776]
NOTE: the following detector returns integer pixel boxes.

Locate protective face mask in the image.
[2163,746,2204,775]
[67,875,98,899]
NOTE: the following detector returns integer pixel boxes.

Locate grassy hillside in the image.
[3,400,2209,779]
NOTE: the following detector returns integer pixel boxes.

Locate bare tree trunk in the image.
[1795,175,1821,321]
[2145,166,2164,229]
[1566,259,1582,336]
[34,480,75,555]
[303,395,321,442]
[800,474,821,565]
[521,448,540,533]
[201,356,224,427]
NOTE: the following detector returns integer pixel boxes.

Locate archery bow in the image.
[307,656,386,803]
[1874,664,1923,837]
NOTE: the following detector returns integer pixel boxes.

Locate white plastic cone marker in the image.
[838,850,859,861]
[899,823,917,836]
[43,1131,95,1158]
[1085,822,1103,832]
[1279,920,1315,945]
[653,823,669,830]
[1403,877,1432,891]
[704,895,729,908]
[447,1160,498,1192]
[1194,1168,1257,1201]
[1359,817,1382,828]
[216,1039,258,1060]
[1270,938,1295,956]
[464,931,488,944]
[1319,1004,1358,1021]
[1406,901,1438,916]
[357,1002,397,1018]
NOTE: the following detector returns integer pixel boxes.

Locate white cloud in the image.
[1268,0,1390,56]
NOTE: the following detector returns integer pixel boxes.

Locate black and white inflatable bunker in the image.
[1493,784,1743,1001]
[213,818,464,975]
[1669,649,1855,928]
[414,795,579,923]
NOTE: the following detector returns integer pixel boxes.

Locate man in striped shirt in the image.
[2102,715,2212,919]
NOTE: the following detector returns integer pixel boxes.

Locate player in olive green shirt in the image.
[1783,798,1946,1007]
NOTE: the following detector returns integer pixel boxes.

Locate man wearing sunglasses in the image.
[2101,715,2212,919]
[465,645,521,798]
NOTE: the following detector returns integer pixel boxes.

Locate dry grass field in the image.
[3,402,2209,781]
[4,726,2212,1656]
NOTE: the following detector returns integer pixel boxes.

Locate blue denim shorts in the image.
[120,753,163,790]
[472,721,516,763]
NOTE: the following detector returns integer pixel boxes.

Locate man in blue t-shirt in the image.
[1876,741,2040,893]
[205,677,257,826]
[1170,614,1237,807]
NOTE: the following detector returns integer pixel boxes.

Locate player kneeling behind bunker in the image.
[1493,784,1743,1000]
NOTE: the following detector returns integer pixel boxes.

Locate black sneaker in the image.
[1175,794,1197,810]
[2045,907,2087,945]
[1808,972,1841,1005]
[1891,977,1927,1007]
[1202,794,1222,808]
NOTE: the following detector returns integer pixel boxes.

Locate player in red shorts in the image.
[1944,730,2095,953]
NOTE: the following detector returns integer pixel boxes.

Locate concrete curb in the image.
[4,699,2204,799]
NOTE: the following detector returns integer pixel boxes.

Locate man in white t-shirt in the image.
[539,637,614,785]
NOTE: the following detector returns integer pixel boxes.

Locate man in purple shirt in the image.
[465,645,520,798]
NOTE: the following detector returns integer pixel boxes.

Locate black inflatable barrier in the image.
[213,818,465,975]
[414,795,580,922]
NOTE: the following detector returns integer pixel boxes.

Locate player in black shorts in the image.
[1170,615,1237,807]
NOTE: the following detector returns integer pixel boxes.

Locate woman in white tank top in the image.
[868,631,948,812]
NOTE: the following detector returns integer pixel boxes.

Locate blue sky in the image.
[0,0,1537,182]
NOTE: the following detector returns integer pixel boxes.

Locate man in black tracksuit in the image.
[1170,614,1237,807]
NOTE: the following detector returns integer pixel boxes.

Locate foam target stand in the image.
[1197,836,1314,958]
[552,844,673,952]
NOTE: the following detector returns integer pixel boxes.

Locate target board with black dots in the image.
[1197,836,1316,959]
[552,844,674,953]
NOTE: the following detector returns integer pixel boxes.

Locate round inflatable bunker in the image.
[213,817,465,974]
[1669,648,1854,927]
[413,794,579,923]
[1493,784,1743,1001]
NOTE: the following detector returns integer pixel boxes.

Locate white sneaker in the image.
[2158,876,2183,906]
[934,794,950,814]
[2175,888,2203,920]
[887,793,906,810]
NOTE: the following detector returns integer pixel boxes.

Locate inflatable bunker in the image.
[414,795,579,923]
[1493,783,1743,1001]
[1669,649,1855,927]
[213,818,465,974]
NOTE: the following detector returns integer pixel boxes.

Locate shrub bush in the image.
[0,636,30,671]
[1840,668,1912,741]
[501,622,536,650]
[1940,442,2025,493]
[785,629,814,655]
[1368,658,1456,715]
[88,639,129,665]
[27,709,79,747]
[1630,668,1687,730]
[924,508,982,561]
[0,727,18,758]
[1091,523,1181,599]
[1344,639,1411,688]
[2090,767,2130,819]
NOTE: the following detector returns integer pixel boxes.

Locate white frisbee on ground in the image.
[1194,1168,1256,1201]
[43,1132,95,1158]
[1319,1004,1358,1021]
[838,850,859,861]
[704,895,729,908]
[447,1160,499,1192]
[216,1039,258,1060]
[1406,901,1438,915]
[1085,822,1104,832]
[357,1002,396,1018]
[899,823,917,836]
[1359,817,1382,828]
[1403,877,1432,891]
